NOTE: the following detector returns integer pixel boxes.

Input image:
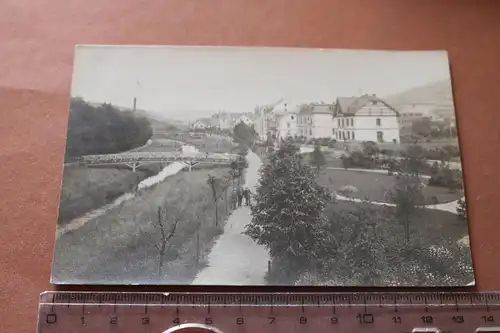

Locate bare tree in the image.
[206,175,220,226]
[151,206,180,277]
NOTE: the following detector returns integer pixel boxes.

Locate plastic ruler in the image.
[37,291,500,333]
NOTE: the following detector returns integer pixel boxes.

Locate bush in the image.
[327,139,337,148]
[429,167,463,190]
[294,204,473,286]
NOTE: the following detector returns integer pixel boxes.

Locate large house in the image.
[253,100,299,141]
[333,95,400,143]
[298,103,335,139]
[271,101,300,141]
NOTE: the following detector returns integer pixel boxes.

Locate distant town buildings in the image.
[191,81,454,144]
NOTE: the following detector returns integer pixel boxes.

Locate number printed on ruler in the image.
[37,292,500,333]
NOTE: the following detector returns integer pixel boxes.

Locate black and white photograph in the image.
[51,46,474,286]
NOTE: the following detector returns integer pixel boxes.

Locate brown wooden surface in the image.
[1,0,500,332]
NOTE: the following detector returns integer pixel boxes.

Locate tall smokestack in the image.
[133,97,137,112]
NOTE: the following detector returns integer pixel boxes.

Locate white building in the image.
[271,101,300,141]
[333,95,400,143]
[298,103,335,139]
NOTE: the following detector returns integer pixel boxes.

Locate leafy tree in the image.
[386,172,425,242]
[457,198,467,221]
[233,122,258,146]
[245,139,332,280]
[412,118,432,138]
[310,144,326,174]
[229,151,249,187]
[65,98,153,159]
[295,203,394,285]
[399,145,427,176]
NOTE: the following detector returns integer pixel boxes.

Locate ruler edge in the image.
[38,291,500,305]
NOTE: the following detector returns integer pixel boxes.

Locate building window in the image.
[309,128,312,135]
[376,118,381,126]
[351,118,354,126]
[337,119,341,127]
[332,128,335,135]
[352,131,355,140]
[341,119,345,127]
[347,131,351,140]
[291,115,295,120]
[287,122,290,128]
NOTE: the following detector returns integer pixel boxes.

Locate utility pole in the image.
[133,97,137,112]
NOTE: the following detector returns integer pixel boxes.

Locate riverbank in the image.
[52,166,235,284]
[58,164,162,225]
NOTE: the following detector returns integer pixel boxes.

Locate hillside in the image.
[85,100,187,131]
[384,80,456,118]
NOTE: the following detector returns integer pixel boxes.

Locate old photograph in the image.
[51,46,474,286]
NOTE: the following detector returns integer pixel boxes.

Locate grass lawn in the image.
[325,201,469,245]
[166,132,236,153]
[53,166,233,284]
[317,168,464,204]
[58,166,152,224]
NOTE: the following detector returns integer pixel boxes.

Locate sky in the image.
[70,45,452,122]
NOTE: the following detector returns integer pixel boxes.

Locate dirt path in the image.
[192,151,270,285]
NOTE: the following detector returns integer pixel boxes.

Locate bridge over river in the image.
[75,151,238,172]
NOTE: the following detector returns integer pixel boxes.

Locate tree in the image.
[207,175,221,226]
[310,144,326,174]
[399,145,427,176]
[412,118,432,138]
[245,139,332,280]
[229,148,249,187]
[151,206,179,277]
[457,198,467,221]
[65,97,153,160]
[386,172,425,242]
[295,203,394,285]
[233,122,258,146]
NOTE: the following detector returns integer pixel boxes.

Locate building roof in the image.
[298,103,333,115]
[335,95,399,116]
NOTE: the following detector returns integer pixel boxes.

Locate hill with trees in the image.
[65,98,153,160]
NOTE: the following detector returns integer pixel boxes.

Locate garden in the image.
[316,169,463,204]
[245,139,472,287]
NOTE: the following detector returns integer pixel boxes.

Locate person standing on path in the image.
[231,188,238,209]
[243,187,251,206]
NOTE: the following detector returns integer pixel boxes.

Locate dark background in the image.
[1,1,500,332]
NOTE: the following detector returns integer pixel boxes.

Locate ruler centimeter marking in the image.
[38,292,500,333]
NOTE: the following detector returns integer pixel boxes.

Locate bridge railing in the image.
[78,152,238,164]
